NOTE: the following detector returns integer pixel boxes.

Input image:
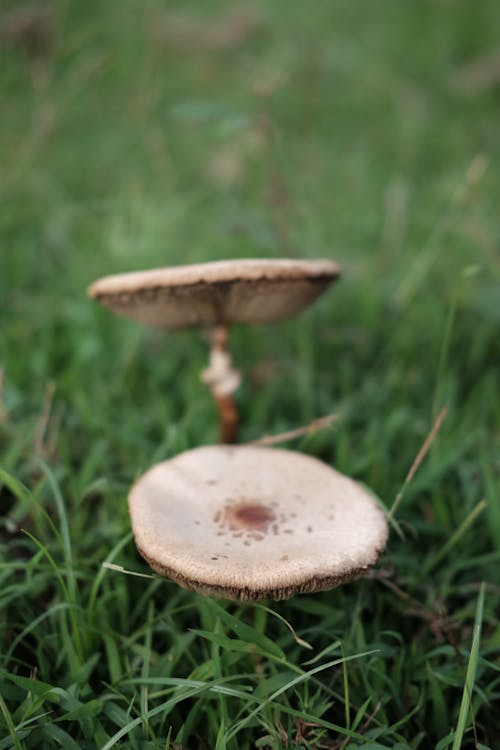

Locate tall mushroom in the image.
[88,258,339,442]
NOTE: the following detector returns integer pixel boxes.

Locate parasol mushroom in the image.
[88,258,340,442]
[129,445,389,601]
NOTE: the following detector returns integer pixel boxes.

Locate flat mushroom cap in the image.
[88,258,340,329]
[129,445,389,601]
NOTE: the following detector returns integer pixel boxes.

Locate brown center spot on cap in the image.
[229,502,275,530]
[215,501,277,540]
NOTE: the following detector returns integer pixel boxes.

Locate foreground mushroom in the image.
[88,258,339,442]
[129,445,389,601]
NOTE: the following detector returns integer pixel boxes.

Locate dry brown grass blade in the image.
[150,7,262,55]
[34,381,63,460]
[250,413,339,447]
[389,405,448,520]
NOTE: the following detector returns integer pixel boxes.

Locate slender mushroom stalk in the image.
[201,324,241,443]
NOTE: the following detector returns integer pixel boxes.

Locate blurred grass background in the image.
[1,1,499,748]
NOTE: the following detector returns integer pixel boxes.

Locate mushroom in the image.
[129,444,389,601]
[88,258,339,443]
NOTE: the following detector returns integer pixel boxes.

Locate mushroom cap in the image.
[129,445,388,600]
[88,258,340,329]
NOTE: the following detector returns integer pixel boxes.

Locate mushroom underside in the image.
[91,276,336,329]
[136,544,384,601]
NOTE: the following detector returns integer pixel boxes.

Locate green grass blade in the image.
[225,650,378,741]
[0,694,23,750]
[451,582,486,750]
[424,500,487,575]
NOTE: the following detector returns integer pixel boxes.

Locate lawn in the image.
[1,1,500,747]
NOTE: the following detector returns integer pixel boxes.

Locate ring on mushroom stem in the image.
[88,258,340,443]
[201,324,240,443]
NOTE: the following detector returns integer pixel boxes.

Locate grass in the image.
[1,0,500,747]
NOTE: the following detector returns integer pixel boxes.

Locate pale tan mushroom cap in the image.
[129,445,388,600]
[88,258,340,328]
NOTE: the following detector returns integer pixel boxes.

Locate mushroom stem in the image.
[201,324,241,444]
[215,391,239,444]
